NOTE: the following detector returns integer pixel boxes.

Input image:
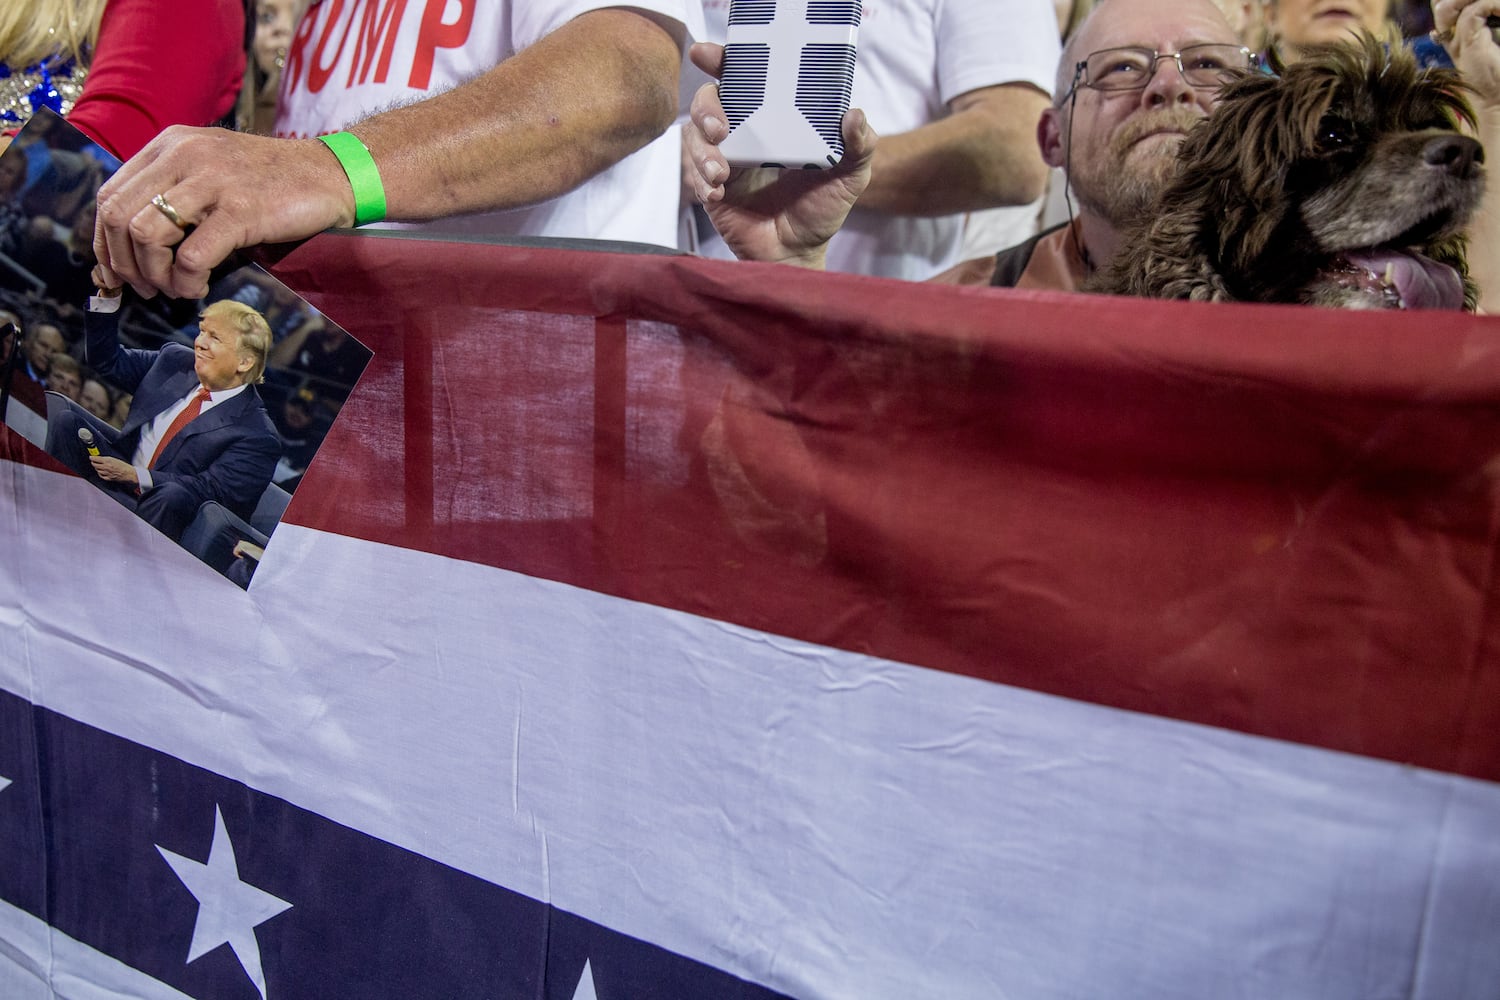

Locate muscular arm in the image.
[855,83,1051,217]
[95,8,686,299]
[350,8,684,222]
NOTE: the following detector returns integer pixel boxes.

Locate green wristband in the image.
[317,131,387,227]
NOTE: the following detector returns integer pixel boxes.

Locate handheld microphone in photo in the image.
[78,426,100,457]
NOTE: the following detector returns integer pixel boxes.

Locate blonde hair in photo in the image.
[201,299,274,386]
[0,0,106,70]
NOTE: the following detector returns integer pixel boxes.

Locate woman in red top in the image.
[0,0,246,160]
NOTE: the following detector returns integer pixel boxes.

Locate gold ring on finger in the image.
[150,193,190,231]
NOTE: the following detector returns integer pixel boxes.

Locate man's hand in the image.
[94,128,357,300]
[684,42,876,268]
[90,455,139,486]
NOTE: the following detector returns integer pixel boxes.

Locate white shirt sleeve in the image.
[934,0,1060,105]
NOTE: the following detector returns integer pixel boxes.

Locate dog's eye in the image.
[1319,119,1355,149]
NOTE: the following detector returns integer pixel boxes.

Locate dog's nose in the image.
[1423,134,1484,178]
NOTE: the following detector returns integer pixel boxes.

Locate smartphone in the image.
[717,0,862,169]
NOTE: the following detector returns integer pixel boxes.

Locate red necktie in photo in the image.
[148,386,212,469]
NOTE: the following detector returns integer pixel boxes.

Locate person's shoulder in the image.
[241,388,282,434]
[990,222,1066,287]
[212,391,281,452]
[250,411,284,453]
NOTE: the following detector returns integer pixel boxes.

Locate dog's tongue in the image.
[1344,249,1464,310]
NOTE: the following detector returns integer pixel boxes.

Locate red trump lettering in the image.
[410,0,475,90]
[351,0,411,86]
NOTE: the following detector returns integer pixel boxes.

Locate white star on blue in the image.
[572,958,600,1000]
[157,804,292,1000]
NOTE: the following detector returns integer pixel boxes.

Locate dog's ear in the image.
[1154,54,1355,289]
[1176,72,1291,201]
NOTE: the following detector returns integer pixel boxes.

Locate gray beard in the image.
[1070,153,1179,230]
[1066,111,1199,230]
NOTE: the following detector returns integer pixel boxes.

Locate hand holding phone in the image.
[717,0,862,169]
[686,39,877,268]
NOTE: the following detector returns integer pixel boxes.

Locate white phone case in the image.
[718,0,862,169]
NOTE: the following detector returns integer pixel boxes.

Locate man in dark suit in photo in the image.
[45,275,281,542]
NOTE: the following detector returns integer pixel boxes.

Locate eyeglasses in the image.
[1063,44,1255,100]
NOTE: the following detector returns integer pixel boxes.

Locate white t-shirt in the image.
[697,0,1059,279]
[276,0,706,249]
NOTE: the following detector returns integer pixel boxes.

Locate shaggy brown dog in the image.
[1094,35,1484,310]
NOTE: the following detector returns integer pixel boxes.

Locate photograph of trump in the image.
[44,268,281,548]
